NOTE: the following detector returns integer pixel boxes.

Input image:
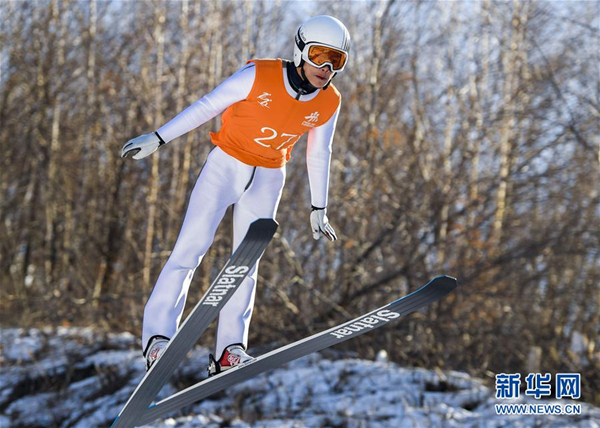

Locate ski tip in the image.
[431,275,458,292]
[249,218,279,235]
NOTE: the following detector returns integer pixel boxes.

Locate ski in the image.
[112,218,279,428]
[135,275,458,426]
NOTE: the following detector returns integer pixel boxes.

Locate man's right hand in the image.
[121,132,165,160]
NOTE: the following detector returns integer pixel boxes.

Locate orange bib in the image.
[210,59,341,168]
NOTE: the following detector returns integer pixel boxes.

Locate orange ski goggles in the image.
[305,44,348,72]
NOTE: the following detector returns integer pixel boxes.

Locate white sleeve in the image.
[306,104,340,208]
[156,63,256,143]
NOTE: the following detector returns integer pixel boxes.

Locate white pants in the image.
[142,147,285,357]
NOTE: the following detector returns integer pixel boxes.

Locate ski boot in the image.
[208,344,254,376]
[144,335,170,371]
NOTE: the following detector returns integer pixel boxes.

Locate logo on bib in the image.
[257,92,272,108]
[302,111,320,127]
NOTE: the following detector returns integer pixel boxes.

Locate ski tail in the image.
[112,218,278,428]
[137,275,458,426]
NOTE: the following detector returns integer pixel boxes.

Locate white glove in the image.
[121,132,165,160]
[310,206,337,241]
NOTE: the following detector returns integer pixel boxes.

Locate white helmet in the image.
[294,15,351,72]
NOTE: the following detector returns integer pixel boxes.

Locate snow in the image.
[0,327,599,428]
[0,329,44,362]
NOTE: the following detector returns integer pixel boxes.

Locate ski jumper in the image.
[142,59,341,357]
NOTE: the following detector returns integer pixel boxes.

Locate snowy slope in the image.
[1,327,598,428]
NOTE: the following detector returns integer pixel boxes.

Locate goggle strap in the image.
[295,29,306,51]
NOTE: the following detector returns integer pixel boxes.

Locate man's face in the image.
[300,62,334,88]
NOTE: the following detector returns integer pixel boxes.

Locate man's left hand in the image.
[310,206,337,241]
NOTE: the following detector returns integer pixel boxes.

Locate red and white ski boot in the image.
[208,344,254,376]
[144,336,169,371]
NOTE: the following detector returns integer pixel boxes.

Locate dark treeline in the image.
[1,0,598,404]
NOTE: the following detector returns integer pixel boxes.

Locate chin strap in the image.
[302,61,336,91]
[289,60,335,99]
[297,60,319,100]
[323,72,336,90]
